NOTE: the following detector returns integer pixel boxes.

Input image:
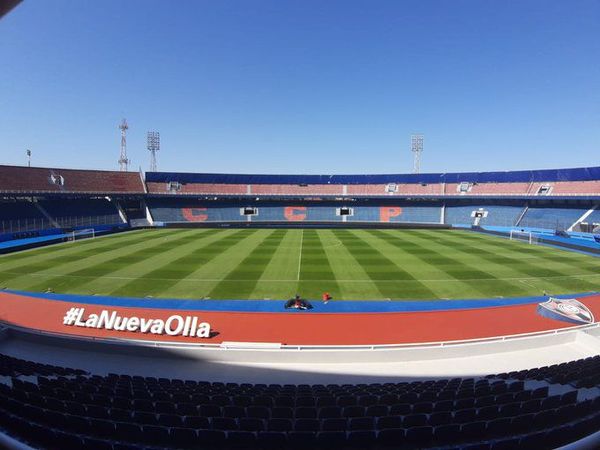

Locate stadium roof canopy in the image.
[146,166,600,185]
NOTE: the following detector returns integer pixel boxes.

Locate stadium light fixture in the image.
[147,131,160,172]
[411,134,424,174]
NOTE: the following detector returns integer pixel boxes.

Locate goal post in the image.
[509,229,538,245]
[68,228,95,242]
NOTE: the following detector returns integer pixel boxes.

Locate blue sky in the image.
[0,0,598,174]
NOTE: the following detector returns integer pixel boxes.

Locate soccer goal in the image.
[68,228,95,242]
[509,230,538,245]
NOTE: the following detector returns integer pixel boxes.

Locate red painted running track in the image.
[0,292,598,346]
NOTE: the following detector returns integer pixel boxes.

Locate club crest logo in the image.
[537,298,595,325]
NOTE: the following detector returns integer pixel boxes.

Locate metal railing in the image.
[450,216,579,231]
[0,215,123,234]
[0,217,54,234]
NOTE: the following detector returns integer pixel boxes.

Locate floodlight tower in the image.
[26,149,31,167]
[147,131,160,172]
[118,119,130,171]
[411,134,424,174]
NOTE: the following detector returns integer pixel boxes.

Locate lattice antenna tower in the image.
[118,119,130,171]
[411,134,424,174]
[147,131,160,172]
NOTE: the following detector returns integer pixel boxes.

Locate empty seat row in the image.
[1,352,599,449]
[9,386,573,422]
[2,405,599,450]
[30,374,528,400]
[3,388,594,432]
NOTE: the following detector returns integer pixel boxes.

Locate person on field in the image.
[285,294,311,310]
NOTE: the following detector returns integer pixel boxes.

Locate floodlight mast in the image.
[411,134,424,174]
[118,119,130,171]
[147,131,160,172]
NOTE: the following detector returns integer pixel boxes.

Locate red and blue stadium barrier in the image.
[1,289,598,346]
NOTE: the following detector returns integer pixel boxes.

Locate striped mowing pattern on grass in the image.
[0,228,599,300]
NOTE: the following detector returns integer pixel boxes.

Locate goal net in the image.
[68,228,95,242]
[509,230,538,245]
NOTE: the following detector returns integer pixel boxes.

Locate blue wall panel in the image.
[519,207,587,230]
[445,205,524,227]
[147,200,443,224]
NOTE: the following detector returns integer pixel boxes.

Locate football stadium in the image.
[0,164,599,450]
[1,1,600,450]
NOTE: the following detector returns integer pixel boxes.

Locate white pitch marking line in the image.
[519,279,539,290]
[3,271,600,283]
[297,229,304,281]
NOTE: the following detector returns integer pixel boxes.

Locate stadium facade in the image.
[2,164,599,238]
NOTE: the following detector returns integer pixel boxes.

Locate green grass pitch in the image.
[1,228,599,301]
